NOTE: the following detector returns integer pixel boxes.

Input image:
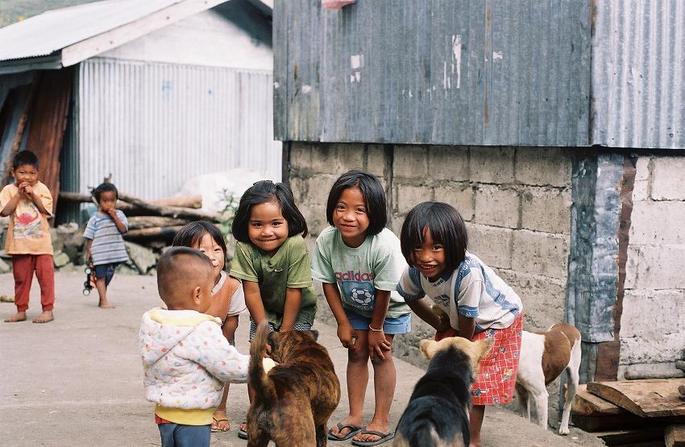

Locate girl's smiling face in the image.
[412,228,446,281]
[332,186,370,247]
[195,232,225,280]
[248,200,289,255]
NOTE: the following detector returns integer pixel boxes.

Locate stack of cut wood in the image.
[58,192,219,248]
[572,379,685,447]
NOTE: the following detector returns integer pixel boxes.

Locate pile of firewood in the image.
[58,192,220,249]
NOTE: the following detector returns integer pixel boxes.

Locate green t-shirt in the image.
[311,226,410,319]
[230,235,317,329]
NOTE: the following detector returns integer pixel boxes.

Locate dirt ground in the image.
[0,272,605,446]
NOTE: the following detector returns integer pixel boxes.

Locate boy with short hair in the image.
[139,247,251,447]
[0,150,55,324]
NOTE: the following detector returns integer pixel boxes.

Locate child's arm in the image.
[322,283,356,348]
[186,321,250,383]
[280,287,303,332]
[106,208,127,234]
[368,289,392,360]
[21,184,51,215]
[406,298,449,331]
[457,315,476,340]
[84,239,93,265]
[243,280,267,325]
[0,187,23,216]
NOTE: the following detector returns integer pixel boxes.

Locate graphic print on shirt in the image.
[336,270,376,313]
[13,202,42,239]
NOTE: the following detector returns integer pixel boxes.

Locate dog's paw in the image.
[262,357,277,372]
[558,426,570,435]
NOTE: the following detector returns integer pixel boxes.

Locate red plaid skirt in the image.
[470,313,523,406]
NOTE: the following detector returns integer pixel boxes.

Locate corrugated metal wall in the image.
[274,0,592,147]
[76,57,280,199]
[592,0,685,149]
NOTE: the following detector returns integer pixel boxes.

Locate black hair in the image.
[326,170,387,236]
[92,182,119,203]
[13,150,39,169]
[400,202,468,273]
[231,180,308,243]
[157,246,213,302]
[172,221,227,256]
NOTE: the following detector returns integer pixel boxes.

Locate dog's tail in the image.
[249,322,277,403]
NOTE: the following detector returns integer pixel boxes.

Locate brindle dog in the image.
[247,323,341,447]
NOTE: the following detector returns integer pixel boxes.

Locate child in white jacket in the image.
[139,247,250,447]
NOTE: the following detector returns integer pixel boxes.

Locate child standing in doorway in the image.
[397,202,523,447]
[312,170,410,447]
[171,221,247,433]
[0,150,55,323]
[83,182,129,308]
[229,180,318,439]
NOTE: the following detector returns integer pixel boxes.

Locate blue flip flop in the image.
[350,429,395,446]
[327,423,363,441]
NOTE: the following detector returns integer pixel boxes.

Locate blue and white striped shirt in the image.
[84,210,129,266]
[397,252,522,332]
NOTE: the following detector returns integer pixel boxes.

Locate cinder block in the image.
[521,187,572,234]
[620,289,685,339]
[617,362,685,380]
[289,143,313,171]
[498,270,566,331]
[299,202,328,237]
[651,156,685,200]
[465,223,513,269]
[620,334,685,365]
[394,183,433,214]
[310,143,364,173]
[428,146,469,181]
[366,144,387,177]
[625,244,685,289]
[516,148,572,187]
[511,230,569,279]
[470,146,515,183]
[434,183,474,221]
[394,145,428,178]
[632,157,651,202]
[630,200,685,245]
[474,185,520,228]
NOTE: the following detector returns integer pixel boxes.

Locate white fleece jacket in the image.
[138,308,249,425]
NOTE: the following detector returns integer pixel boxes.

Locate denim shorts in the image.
[94,263,118,287]
[158,422,210,447]
[346,310,411,335]
[248,320,313,341]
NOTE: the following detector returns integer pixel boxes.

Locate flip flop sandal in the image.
[237,422,248,439]
[350,429,395,447]
[211,417,230,432]
[327,423,364,441]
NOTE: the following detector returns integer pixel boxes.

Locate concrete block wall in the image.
[287,143,574,345]
[620,156,685,379]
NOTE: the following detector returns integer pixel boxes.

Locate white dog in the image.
[515,324,581,435]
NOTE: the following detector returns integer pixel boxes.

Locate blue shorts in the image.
[94,263,118,287]
[346,310,411,335]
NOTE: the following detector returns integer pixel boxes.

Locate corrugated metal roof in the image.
[591,0,685,149]
[273,0,591,147]
[0,0,184,61]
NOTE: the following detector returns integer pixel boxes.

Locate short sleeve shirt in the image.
[83,210,129,265]
[213,271,247,317]
[0,182,53,255]
[230,235,317,329]
[311,226,410,319]
[397,252,523,331]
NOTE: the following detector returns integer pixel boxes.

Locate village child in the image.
[0,150,55,324]
[172,220,247,433]
[312,170,410,447]
[139,247,250,447]
[83,182,129,308]
[397,201,524,447]
[229,179,318,439]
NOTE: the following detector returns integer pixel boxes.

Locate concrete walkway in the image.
[0,272,605,447]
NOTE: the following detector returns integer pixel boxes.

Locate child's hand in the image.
[337,322,356,349]
[434,327,459,341]
[368,329,391,360]
[105,207,117,218]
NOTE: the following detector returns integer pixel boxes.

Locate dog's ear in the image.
[306,329,320,341]
[469,338,494,374]
[419,339,438,359]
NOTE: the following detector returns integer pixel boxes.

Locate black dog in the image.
[393,337,491,447]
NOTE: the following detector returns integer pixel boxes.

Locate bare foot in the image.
[99,301,115,309]
[32,311,54,323]
[4,311,27,323]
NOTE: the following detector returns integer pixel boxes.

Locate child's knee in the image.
[348,347,369,363]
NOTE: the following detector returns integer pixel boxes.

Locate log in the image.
[588,379,685,418]
[127,216,189,230]
[124,226,184,240]
[118,193,218,222]
[150,195,202,209]
[574,385,625,416]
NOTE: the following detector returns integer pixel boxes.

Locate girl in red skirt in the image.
[397,202,524,447]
